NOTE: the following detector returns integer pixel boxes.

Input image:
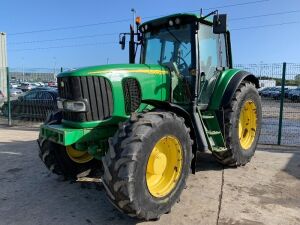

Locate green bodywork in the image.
[40,65,239,158]
[39,13,245,159]
[40,64,171,159]
[58,64,169,128]
[208,69,240,110]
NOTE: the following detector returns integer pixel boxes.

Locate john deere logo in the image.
[60,81,64,87]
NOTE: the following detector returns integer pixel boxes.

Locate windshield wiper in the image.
[166,28,187,50]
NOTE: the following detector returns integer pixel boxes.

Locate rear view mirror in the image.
[213,14,227,34]
[119,35,126,50]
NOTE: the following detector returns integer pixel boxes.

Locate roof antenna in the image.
[200,8,203,18]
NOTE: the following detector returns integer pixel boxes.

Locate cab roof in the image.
[140,13,212,29]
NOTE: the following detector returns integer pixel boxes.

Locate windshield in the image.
[142,24,192,74]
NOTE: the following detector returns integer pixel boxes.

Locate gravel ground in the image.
[0,127,299,225]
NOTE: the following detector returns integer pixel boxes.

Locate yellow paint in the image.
[88,69,168,76]
[239,100,257,150]
[66,146,93,164]
[146,135,183,198]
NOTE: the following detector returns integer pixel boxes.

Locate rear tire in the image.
[101,111,192,220]
[213,81,262,166]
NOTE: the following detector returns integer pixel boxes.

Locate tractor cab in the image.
[121,12,231,109]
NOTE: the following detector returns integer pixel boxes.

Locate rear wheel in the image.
[101,111,192,220]
[213,81,262,166]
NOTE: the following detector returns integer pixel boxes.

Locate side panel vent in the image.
[122,78,141,114]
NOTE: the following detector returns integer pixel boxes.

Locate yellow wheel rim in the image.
[239,100,257,150]
[146,135,183,198]
[66,146,93,164]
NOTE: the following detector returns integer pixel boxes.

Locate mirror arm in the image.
[200,10,218,20]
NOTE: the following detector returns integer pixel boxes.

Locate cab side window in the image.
[198,24,228,106]
[199,25,228,80]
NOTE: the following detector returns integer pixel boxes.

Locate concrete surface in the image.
[0,126,299,225]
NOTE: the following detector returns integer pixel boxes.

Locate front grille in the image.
[58,76,113,122]
[122,78,141,114]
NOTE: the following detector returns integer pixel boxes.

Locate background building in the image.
[10,71,55,82]
[259,79,276,88]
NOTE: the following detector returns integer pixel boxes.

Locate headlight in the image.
[57,99,88,112]
[64,101,87,112]
[57,99,64,109]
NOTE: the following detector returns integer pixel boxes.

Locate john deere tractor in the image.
[38,11,262,220]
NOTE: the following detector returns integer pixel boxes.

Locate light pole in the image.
[53,57,57,81]
[22,57,25,82]
[259,61,263,81]
[131,8,136,32]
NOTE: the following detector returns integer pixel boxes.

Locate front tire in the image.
[102,111,192,220]
[213,81,262,166]
[39,140,98,179]
[37,111,100,179]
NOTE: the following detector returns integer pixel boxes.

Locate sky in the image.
[0,0,300,70]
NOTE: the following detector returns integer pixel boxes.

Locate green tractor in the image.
[38,11,262,220]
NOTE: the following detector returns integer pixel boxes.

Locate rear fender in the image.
[208,69,259,110]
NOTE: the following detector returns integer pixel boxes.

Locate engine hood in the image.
[57,64,169,80]
[56,64,171,128]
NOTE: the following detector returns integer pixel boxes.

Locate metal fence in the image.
[235,63,300,146]
[0,67,58,127]
[0,63,300,146]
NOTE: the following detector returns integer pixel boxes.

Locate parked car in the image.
[20,82,36,92]
[260,87,280,97]
[10,83,19,88]
[1,88,58,120]
[258,87,271,95]
[271,88,288,100]
[10,88,23,97]
[37,82,45,87]
[288,88,300,101]
[47,81,57,87]
[285,89,295,98]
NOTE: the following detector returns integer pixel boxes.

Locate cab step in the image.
[76,177,102,183]
[211,146,227,152]
[207,130,221,136]
[198,109,227,154]
[202,115,215,119]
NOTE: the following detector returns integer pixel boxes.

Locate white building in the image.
[259,79,276,88]
[0,32,7,96]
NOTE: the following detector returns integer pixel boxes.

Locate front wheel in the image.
[213,81,262,166]
[37,111,100,179]
[39,140,99,179]
[101,111,192,220]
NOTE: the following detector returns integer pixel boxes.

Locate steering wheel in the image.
[177,56,189,75]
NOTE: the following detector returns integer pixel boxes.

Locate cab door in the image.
[197,24,228,109]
